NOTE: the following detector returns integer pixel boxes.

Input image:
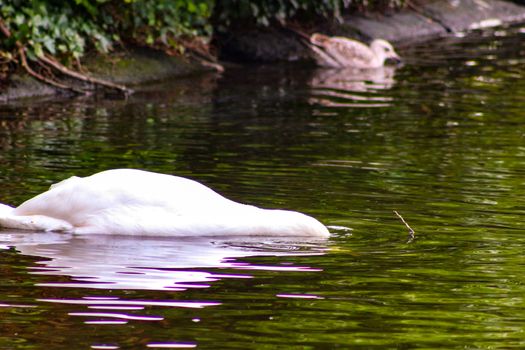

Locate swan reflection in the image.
[309,66,397,108]
[0,231,327,291]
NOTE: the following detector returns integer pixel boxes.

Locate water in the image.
[1,25,525,349]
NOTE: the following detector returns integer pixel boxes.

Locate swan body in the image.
[0,169,329,237]
[308,33,401,68]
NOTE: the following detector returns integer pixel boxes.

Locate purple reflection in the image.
[39,298,221,308]
[86,320,128,325]
[0,232,327,291]
[146,343,197,348]
[276,294,324,299]
[69,312,164,321]
[1,231,327,335]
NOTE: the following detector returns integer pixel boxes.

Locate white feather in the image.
[309,34,401,69]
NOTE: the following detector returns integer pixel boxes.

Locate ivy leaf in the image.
[146,34,154,45]
[187,1,197,13]
[42,37,56,54]
[26,47,37,61]
[57,44,67,53]
[14,13,25,25]
[33,42,44,57]
[259,15,269,26]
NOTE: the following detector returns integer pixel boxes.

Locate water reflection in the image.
[309,66,396,108]
[0,231,327,290]
[0,231,326,329]
[1,26,525,349]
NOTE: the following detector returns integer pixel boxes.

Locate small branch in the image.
[184,45,224,72]
[282,24,311,41]
[393,210,415,243]
[1,17,82,94]
[179,37,224,73]
[0,16,131,96]
[283,25,345,68]
[18,47,85,94]
[405,0,453,32]
[0,17,12,37]
[35,58,55,76]
[40,54,132,94]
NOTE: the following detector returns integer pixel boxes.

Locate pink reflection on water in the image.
[1,233,327,291]
[146,343,197,348]
[0,303,37,308]
[85,320,128,325]
[40,298,221,308]
[236,264,322,272]
[69,312,164,321]
[83,296,120,301]
[40,297,219,326]
[88,305,145,311]
[3,232,327,338]
[276,294,324,299]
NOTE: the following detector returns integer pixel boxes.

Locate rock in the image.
[420,0,525,32]
[217,0,525,62]
[342,0,525,42]
[0,74,57,102]
[85,47,203,85]
[337,11,447,42]
[0,47,211,102]
[217,28,310,62]
[3,0,525,101]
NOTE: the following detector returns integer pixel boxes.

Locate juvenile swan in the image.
[308,33,401,68]
[0,169,329,237]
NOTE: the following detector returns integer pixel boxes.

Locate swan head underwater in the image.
[0,169,330,237]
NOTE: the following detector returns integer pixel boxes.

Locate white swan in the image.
[308,33,401,68]
[0,169,329,237]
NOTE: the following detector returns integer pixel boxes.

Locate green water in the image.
[1,26,525,349]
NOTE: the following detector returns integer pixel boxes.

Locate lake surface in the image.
[1,25,525,349]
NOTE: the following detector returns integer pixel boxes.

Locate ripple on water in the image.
[1,26,525,349]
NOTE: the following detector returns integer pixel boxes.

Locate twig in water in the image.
[393,210,415,243]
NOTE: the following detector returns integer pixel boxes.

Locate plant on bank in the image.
[0,0,213,93]
[213,0,406,29]
[0,0,405,92]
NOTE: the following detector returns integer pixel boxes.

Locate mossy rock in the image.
[85,47,206,86]
[0,47,210,102]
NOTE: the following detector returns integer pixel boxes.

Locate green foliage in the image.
[214,0,406,29]
[0,0,404,67]
[0,0,111,61]
[125,0,213,45]
[214,1,350,28]
[0,0,212,65]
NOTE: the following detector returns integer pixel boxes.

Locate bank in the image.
[1,0,525,102]
[217,0,525,62]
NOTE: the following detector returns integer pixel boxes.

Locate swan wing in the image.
[13,169,237,228]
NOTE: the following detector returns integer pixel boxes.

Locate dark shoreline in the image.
[2,0,525,102]
[218,0,525,62]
